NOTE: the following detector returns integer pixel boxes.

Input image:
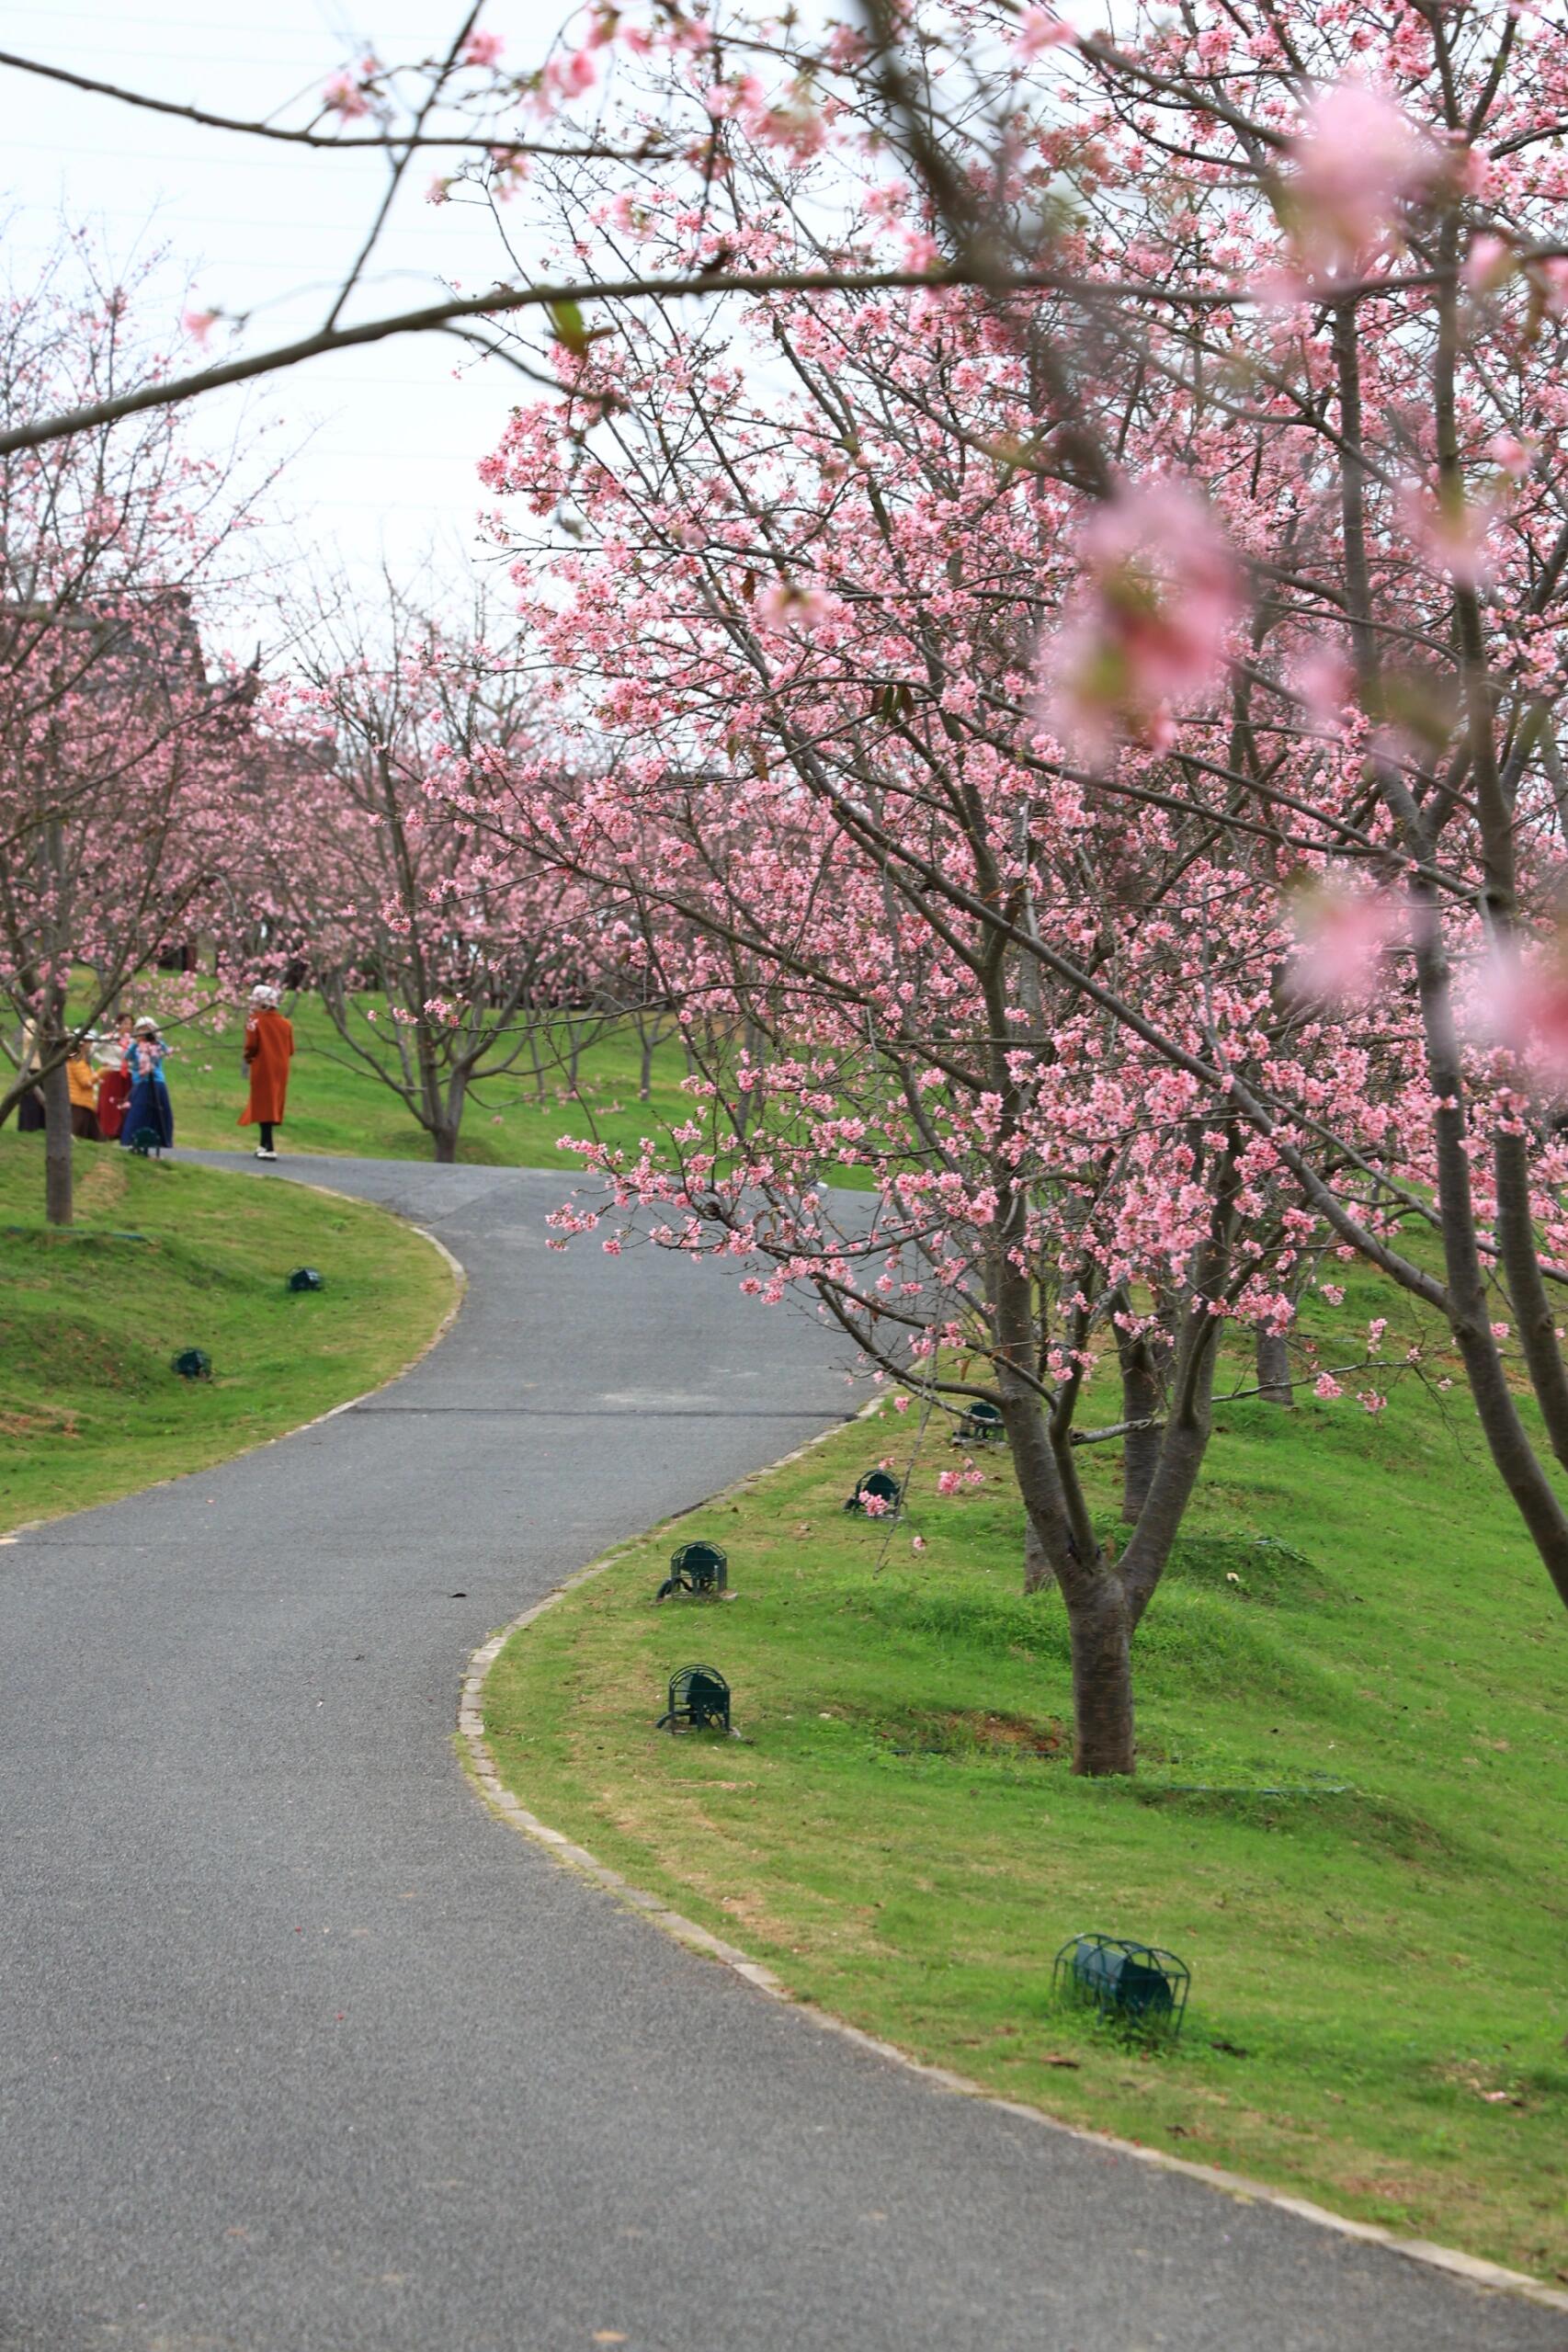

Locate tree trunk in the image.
[1066,1585,1136,1776]
[432,1125,458,1164]
[1119,1337,1162,1520]
[1256,1326,1293,1405]
[42,1054,73,1227]
[1023,1517,1055,1593]
[640,1030,655,1101]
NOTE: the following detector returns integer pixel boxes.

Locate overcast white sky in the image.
[1,0,570,645]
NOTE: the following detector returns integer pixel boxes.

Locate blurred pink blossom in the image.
[1314,1373,1343,1399]
[1287,882,1405,1006]
[1014,7,1074,60]
[1279,81,1435,285]
[1471,942,1568,1074]
[1398,478,1497,589]
[1465,233,1514,292]
[1035,483,1240,762]
[463,30,505,66]
[323,72,370,119]
[1293,643,1355,734]
[756,579,830,634]
[1488,432,1533,481]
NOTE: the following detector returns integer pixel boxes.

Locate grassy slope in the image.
[161,995,698,1170]
[0,1130,453,1532]
[485,1256,1568,2281]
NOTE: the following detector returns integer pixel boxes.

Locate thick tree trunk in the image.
[1256,1327,1293,1405]
[41,1055,73,1227]
[432,1125,458,1164]
[1119,1337,1162,1520]
[1066,1586,1135,1776]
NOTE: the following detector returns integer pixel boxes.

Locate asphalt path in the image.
[1,1153,1560,2352]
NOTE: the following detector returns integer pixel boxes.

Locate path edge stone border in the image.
[457,1407,1568,2322]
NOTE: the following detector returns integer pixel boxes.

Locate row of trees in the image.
[7,0,1568,1775]
[422,0,1568,1771]
[0,257,658,1198]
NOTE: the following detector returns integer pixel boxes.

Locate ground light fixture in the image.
[286,1267,325,1292]
[955,1399,1006,1446]
[656,1540,729,1601]
[171,1348,212,1381]
[128,1127,164,1158]
[1052,1933,1191,2037]
[844,1469,902,1516]
[657,1665,733,1735]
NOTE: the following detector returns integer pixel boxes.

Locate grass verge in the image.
[484,1305,1568,2281]
[0,1130,454,1532]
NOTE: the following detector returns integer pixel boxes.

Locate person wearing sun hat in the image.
[238,984,294,1161]
[119,1017,174,1152]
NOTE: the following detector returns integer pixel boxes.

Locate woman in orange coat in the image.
[238,985,294,1160]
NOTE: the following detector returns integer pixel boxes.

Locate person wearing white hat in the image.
[238,985,293,1161]
[119,1017,174,1153]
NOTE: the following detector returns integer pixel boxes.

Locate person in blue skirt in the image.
[119,1017,174,1152]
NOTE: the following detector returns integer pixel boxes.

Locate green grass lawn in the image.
[484,1267,1568,2282]
[157,994,699,1170]
[0,1129,454,1532]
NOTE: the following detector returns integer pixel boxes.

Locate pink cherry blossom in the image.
[1036,483,1240,761]
[1398,478,1497,589]
[462,30,505,68]
[1488,433,1533,482]
[756,579,830,634]
[322,72,370,119]
[1471,943,1568,1075]
[1464,233,1514,293]
[1279,80,1435,285]
[1287,883,1405,1007]
[1013,8,1074,62]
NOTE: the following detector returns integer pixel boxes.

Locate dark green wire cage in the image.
[286,1267,325,1293]
[844,1469,902,1516]
[1052,1933,1190,2036]
[657,1540,728,1600]
[955,1399,1006,1446]
[128,1127,164,1159]
[657,1665,732,1734]
[171,1348,212,1381]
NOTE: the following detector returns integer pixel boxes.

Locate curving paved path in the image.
[0,1155,1559,2352]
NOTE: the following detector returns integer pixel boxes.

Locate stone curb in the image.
[458,1407,1568,2322]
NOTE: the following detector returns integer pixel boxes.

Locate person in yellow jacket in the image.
[65,1046,100,1141]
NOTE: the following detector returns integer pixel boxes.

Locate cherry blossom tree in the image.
[251,587,609,1161]
[0,244,271,1223]
[435,276,1378,1772]
[437,0,1568,1766]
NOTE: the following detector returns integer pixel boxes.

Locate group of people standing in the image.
[11,985,295,1159]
